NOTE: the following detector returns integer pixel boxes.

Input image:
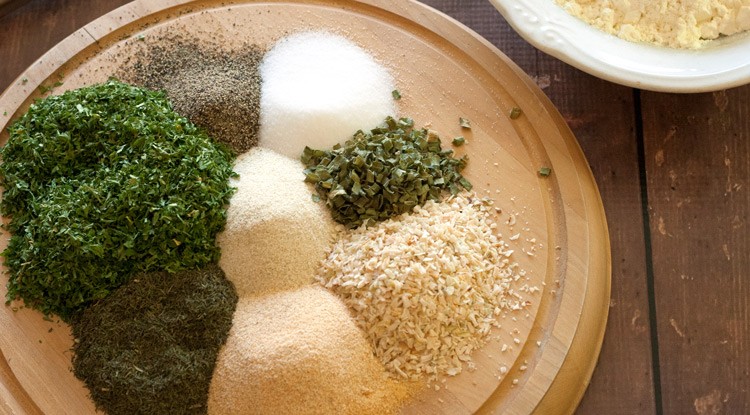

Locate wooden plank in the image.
[0,346,42,415]
[0,4,131,413]
[537,61,657,415]
[642,87,750,414]
[418,0,539,75]
[0,0,131,92]
[0,0,23,19]
[419,1,657,413]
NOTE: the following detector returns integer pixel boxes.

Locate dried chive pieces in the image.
[302,116,471,228]
[37,80,63,94]
[391,89,401,100]
[509,106,523,119]
[539,166,552,176]
[0,79,236,321]
[452,136,465,146]
[459,117,471,129]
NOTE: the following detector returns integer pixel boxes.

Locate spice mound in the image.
[217,147,337,297]
[555,0,750,49]
[118,35,263,153]
[259,31,396,158]
[302,116,471,228]
[208,286,414,415]
[0,80,235,321]
[71,264,238,415]
[317,194,525,381]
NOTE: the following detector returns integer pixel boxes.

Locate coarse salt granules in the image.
[207,286,415,415]
[216,148,337,297]
[316,194,526,382]
[258,31,396,158]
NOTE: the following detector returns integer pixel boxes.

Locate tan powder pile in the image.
[207,286,414,415]
[556,0,750,48]
[217,148,337,297]
[316,194,526,382]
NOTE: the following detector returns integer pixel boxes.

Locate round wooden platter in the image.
[0,1,611,414]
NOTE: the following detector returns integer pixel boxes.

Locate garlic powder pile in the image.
[207,286,414,415]
[316,194,525,382]
[556,0,750,48]
[217,148,337,297]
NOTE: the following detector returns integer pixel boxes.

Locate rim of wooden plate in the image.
[0,1,611,414]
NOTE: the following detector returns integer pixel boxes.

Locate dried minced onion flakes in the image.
[316,194,526,381]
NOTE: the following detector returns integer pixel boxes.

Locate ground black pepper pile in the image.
[117,35,263,153]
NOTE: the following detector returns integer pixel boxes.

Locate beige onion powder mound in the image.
[207,286,414,415]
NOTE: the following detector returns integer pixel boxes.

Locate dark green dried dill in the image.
[71,264,238,415]
[301,116,471,228]
[0,79,236,321]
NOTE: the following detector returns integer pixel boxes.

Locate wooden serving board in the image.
[0,1,611,414]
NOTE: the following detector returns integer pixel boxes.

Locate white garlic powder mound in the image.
[258,31,396,158]
[217,147,337,297]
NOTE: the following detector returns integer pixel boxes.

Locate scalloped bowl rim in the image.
[489,0,750,93]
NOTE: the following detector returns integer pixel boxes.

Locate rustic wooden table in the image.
[0,1,748,414]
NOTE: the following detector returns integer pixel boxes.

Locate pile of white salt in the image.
[258,31,396,158]
[207,286,414,415]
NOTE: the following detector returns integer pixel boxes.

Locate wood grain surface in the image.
[421,2,749,414]
[1,0,749,414]
[642,89,750,414]
[0,1,610,414]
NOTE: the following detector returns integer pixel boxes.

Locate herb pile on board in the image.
[0,79,236,321]
[71,264,238,415]
[301,116,471,228]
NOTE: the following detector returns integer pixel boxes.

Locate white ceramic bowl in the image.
[489,0,750,92]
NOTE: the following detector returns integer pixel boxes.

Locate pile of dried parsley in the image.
[301,116,471,228]
[0,79,236,321]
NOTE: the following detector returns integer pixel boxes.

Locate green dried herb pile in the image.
[301,116,471,228]
[0,79,235,321]
[71,264,238,415]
